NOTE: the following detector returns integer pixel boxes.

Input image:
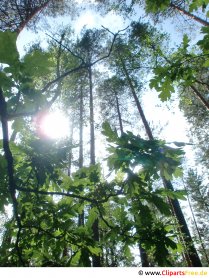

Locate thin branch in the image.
[46,32,86,64]
[6,27,127,121]
[16,186,98,203]
[91,25,129,67]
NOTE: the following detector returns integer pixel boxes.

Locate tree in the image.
[0,0,75,34]
[105,22,202,266]
[95,0,209,26]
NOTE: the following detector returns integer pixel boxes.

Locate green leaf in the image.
[157,188,186,200]
[0,72,13,89]
[23,49,54,78]
[183,34,190,48]
[151,195,171,216]
[87,246,101,256]
[69,251,81,266]
[0,31,19,65]
[102,121,118,142]
[203,58,209,67]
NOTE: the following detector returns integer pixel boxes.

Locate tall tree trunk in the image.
[115,86,150,267]
[114,91,124,135]
[88,66,101,267]
[89,67,96,165]
[119,58,154,140]
[79,85,84,169]
[120,59,202,267]
[170,2,209,27]
[78,84,85,226]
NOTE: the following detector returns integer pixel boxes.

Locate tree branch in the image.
[16,186,98,203]
[46,32,86,64]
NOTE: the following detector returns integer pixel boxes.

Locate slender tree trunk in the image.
[78,84,85,226]
[170,2,209,27]
[119,58,154,140]
[88,66,101,267]
[190,85,209,111]
[89,67,96,165]
[114,91,124,135]
[67,113,74,177]
[120,60,202,267]
[79,85,84,169]
[183,183,209,265]
[115,86,150,267]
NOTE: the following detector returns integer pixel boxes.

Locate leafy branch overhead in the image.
[0,0,208,268]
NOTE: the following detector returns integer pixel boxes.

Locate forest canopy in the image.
[0,0,208,267]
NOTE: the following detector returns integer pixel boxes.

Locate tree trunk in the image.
[190,85,209,111]
[114,91,124,135]
[183,183,209,265]
[88,66,101,267]
[67,114,74,177]
[89,67,96,165]
[17,1,51,34]
[162,178,202,266]
[78,84,84,226]
[79,85,84,169]
[115,82,150,267]
[139,243,150,267]
[170,2,209,27]
[119,60,202,267]
[119,57,154,140]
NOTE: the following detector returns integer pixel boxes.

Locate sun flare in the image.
[38,111,70,139]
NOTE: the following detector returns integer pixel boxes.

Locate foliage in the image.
[102,122,185,266]
[0,0,208,267]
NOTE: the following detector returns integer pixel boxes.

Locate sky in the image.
[7,0,195,163]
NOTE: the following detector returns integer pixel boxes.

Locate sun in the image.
[37,111,70,139]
